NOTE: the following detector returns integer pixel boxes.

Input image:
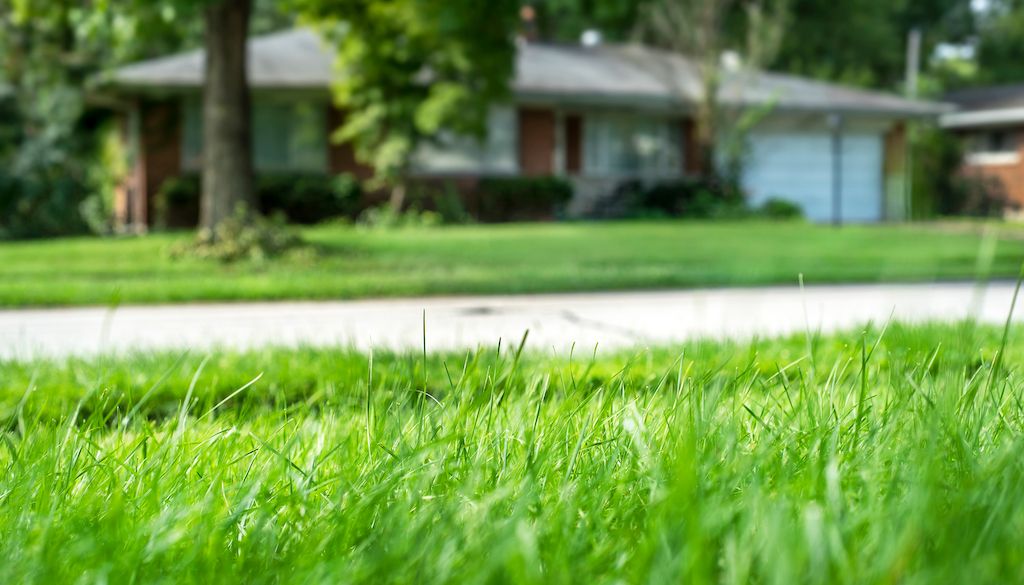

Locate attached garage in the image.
[741,120,886,223]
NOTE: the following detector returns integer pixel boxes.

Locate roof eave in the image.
[515,89,948,119]
[105,78,333,94]
[940,107,1024,129]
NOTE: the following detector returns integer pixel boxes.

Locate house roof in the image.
[941,84,1024,128]
[110,28,947,117]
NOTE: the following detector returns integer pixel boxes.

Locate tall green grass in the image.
[2,322,1024,583]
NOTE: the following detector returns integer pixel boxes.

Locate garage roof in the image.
[941,84,1024,128]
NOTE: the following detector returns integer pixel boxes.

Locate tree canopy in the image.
[295,0,520,191]
[973,0,1024,85]
[526,0,975,92]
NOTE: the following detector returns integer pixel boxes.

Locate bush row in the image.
[126,173,807,235]
[156,174,576,227]
[594,177,803,220]
[155,173,363,228]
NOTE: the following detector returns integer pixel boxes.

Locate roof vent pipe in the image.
[581,29,602,47]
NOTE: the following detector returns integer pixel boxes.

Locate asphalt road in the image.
[0,281,1019,359]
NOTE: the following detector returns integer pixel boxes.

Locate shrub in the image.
[948,173,1014,218]
[477,176,573,221]
[357,205,442,229]
[625,177,747,219]
[0,171,91,239]
[154,175,201,229]
[259,173,361,224]
[411,182,472,225]
[169,206,303,263]
[154,172,363,228]
[0,84,96,240]
[756,197,804,220]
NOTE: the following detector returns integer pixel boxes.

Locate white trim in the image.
[965,151,1021,166]
[941,107,1024,128]
[554,109,566,175]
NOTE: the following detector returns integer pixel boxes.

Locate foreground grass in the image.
[3,322,1024,583]
[1,220,1023,306]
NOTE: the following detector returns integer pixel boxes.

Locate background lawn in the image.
[1,220,1023,307]
[1,322,1023,583]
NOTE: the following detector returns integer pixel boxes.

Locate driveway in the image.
[0,281,1019,359]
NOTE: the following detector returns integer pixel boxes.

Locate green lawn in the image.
[1,220,1023,307]
[2,322,1024,582]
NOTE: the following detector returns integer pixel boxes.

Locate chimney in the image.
[519,5,539,42]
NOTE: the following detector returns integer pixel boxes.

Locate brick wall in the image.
[958,128,1024,208]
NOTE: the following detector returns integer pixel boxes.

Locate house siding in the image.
[681,119,701,175]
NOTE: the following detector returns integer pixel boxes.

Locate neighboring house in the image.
[942,84,1024,209]
[106,28,945,227]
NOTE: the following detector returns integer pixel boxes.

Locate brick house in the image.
[942,84,1024,210]
[107,28,945,228]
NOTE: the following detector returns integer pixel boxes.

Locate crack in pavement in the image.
[558,309,649,342]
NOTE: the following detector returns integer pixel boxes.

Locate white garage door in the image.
[741,131,883,223]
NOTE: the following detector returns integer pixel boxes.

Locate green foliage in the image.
[533,0,642,42]
[601,179,804,221]
[0,166,91,239]
[3,323,1024,581]
[295,0,520,185]
[170,205,304,263]
[79,122,127,235]
[0,0,295,238]
[911,127,1013,218]
[532,0,974,92]
[154,176,201,228]
[769,0,974,89]
[975,0,1024,84]
[477,176,574,221]
[615,178,742,218]
[155,173,363,227]
[422,182,473,225]
[259,172,362,223]
[357,205,442,229]
[757,197,804,219]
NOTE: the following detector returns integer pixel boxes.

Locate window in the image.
[968,130,1017,154]
[411,107,518,174]
[182,97,328,173]
[965,129,1020,166]
[583,113,683,176]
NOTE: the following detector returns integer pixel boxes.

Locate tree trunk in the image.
[199,0,254,233]
[695,57,721,182]
[388,182,407,212]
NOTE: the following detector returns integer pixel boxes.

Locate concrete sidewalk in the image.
[0,282,1018,359]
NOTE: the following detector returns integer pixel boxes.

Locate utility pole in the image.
[905,28,921,99]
